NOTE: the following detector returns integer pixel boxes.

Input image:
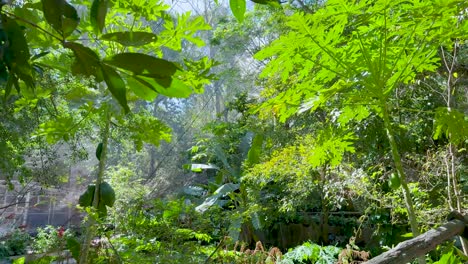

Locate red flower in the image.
[57,226,65,238]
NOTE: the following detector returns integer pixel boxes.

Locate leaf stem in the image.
[1,10,62,42]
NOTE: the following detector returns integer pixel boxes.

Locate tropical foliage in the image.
[0,0,467,263]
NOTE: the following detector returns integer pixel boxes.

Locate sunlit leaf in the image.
[90,0,108,35]
[433,107,467,145]
[230,0,246,22]
[133,75,192,98]
[251,0,281,7]
[101,31,158,46]
[190,163,219,172]
[127,75,158,101]
[104,53,179,77]
[247,133,263,165]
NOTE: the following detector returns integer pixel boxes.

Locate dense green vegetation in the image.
[0,0,467,263]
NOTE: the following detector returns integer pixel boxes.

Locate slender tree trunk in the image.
[319,166,329,244]
[440,44,468,255]
[381,102,425,264]
[79,109,111,264]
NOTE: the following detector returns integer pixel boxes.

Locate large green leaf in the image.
[433,107,467,145]
[251,0,281,7]
[100,31,158,46]
[246,133,263,165]
[63,42,103,81]
[229,0,246,22]
[90,0,108,35]
[189,163,219,172]
[104,53,179,77]
[133,75,192,98]
[127,75,158,101]
[101,64,130,113]
[195,183,240,212]
[41,0,79,38]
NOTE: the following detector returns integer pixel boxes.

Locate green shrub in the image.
[279,241,341,264]
[31,226,73,253]
[0,229,31,258]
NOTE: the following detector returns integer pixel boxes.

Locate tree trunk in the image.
[381,102,424,264]
[319,166,329,244]
[365,217,467,264]
[440,44,468,255]
[79,109,111,264]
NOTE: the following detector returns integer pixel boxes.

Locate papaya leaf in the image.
[90,0,108,35]
[35,115,76,143]
[433,107,467,145]
[337,105,370,126]
[100,31,157,46]
[101,64,130,113]
[41,0,79,38]
[104,53,179,77]
[229,0,246,23]
[124,113,172,150]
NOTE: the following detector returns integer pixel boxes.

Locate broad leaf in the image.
[190,163,219,172]
[433,107,467,145]
[195,183,240,212]
[101,64,130,113]
[63,42,103,81]
[124,114,172,150]
[90,0,108,35]
[246,133,263,165]
[229,0,246,23]
[133,75,192,98]
[251,0,281,7]
[127,75,158,101]
[104,53,179,77]
[41,0,79,38]
[101,31,158,46]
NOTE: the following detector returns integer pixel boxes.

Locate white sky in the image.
[163,0,254,14]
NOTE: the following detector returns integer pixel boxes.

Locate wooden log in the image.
[365,219,466,264]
